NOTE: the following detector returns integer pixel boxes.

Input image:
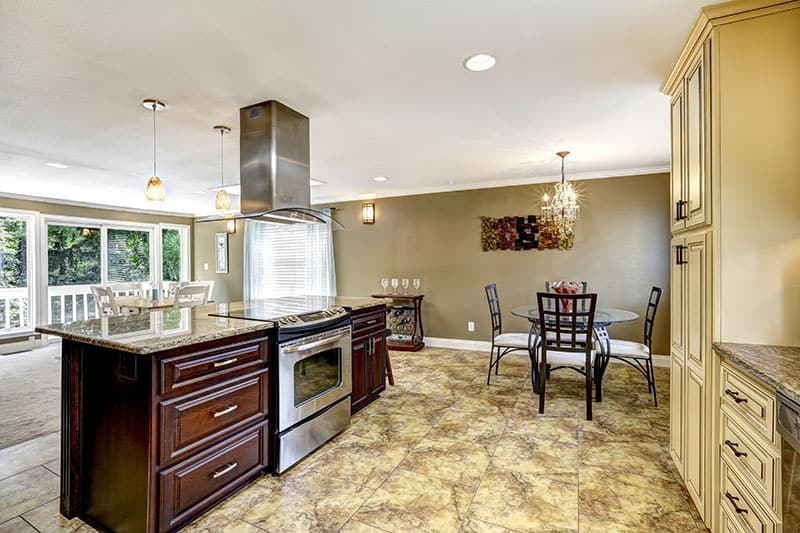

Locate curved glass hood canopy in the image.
[196,100,343,230]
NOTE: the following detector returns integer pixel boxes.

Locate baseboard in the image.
[423,336,671,368]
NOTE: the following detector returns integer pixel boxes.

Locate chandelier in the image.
[541,151,579,248]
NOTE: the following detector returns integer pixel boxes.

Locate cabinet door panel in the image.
[670,89,686,233]
[368,332,387,396]
[685,53,708,228]
[685,364,705,517]
[350,336,369,413]
[669,352,685,476]
[686,233,707,368]
[670,236,686,358]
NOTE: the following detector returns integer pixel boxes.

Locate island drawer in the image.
[720,410,780,513]
[159,421,268,532]
[351,308,386,336]
[721,457,780,533]
[159,338,269,396]
[159,369,268,464]
[720,361,777,446]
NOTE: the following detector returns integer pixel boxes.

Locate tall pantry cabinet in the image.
[663,1,800,530]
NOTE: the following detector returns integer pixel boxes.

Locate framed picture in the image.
[215,232,228,274]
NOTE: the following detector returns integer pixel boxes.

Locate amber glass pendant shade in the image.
[146,176,166,202]
[215,189,231,211]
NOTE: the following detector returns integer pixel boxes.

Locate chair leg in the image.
[538,358,547,414]
[585,353,593,421]
[385,350,395,386]
[487,346,496,385]
[495,350,501,376]
[649,359,658,407]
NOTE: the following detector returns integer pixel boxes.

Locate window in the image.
[47,224,102,323]
[0,211,35,334]
[244,215,336,299]
[160,225,189,283]
[107,228,151,283]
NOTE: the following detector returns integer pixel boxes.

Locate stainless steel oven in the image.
[276,323,351,472]
[778,393,800,530]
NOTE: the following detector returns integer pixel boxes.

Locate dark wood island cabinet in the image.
[350,305,389,414]
[37,307,276,533]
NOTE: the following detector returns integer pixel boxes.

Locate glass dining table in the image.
[510,305,639,400]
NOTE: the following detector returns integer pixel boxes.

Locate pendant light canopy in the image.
[143,99,166,202]
[213,125,232,211]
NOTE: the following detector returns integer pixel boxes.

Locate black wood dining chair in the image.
[536,292,598,420]
[605,286,663,406]
[484,284,531,385]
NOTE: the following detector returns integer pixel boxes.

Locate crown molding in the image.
[311,166,669,205]
[0,192,194,219]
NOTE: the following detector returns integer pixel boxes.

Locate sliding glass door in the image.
[0,211,35,335]
[47,223,102,324]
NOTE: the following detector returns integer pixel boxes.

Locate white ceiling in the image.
[0,0,707,216]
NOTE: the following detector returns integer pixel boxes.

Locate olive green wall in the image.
[192,220,244,304]
[327,173,671,355]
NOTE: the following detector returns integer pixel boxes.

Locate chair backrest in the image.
[174,284,209,308]
[644,286,663,348]
[109,282,142,297]
[537,292,597,356]
[179,280,215,302]
[91,286,118,317]
[484,283,502,336]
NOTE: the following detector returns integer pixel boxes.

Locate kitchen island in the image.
[37,305,277,533]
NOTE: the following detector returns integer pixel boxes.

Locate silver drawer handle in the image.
[212,404,239,418]
[366,319,378,325]
[210,462,238,479]
[213,357,238,368]
[283,332,348,354]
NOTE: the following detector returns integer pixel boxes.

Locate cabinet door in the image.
[685,363,705,516]
[669,352,685,477]
[350,335,369,413]
[368,332,387,397]
[686,232,708,369]
[670,88,686,233]
[685,51,709,228]
[670,236,686,358]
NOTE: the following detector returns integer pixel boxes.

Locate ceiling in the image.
[0,0,706,216]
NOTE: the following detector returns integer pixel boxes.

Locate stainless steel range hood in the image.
[196,100,341,228]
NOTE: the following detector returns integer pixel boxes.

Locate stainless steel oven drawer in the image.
[277,396,350,473]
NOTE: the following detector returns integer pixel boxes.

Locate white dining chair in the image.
[109,282,143,298]
[174,284,209,308]
[91,286,119,317]
[179,280,215,302]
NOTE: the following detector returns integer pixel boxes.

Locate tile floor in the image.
[0,347,706,532]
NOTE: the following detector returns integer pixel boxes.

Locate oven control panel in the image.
[277,307,347,328]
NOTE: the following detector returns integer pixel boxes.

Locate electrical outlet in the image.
[467,321,475,332]
[203,263,209,271]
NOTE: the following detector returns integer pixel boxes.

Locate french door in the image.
[0,210,36,336]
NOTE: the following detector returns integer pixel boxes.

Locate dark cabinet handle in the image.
[724,440,748,458]
[676,200,688,221]
[725,389,748,404]
[724,492,749,514]
[675,245,688,265]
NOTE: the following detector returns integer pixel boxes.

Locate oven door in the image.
[278,325,352,431]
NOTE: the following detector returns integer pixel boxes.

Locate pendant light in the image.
[143,99,167,202]
[213,125,232,211]
[541,150,579,223]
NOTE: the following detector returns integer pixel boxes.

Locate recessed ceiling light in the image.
[373,176,388,182]
[463,53,496,72]
[45,162,68,169]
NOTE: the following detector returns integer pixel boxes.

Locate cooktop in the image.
[209,296,348,329]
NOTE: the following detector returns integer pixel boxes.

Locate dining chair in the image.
[109,282,143,298]
[544,281,589,342]
[174,284,209,308]
[484,283,531,385]
[91,286,119,317]
[536,292,598,420]
[605,286,663,406]
[179,280,215,302]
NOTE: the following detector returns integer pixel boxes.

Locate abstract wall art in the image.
[480,214,573,251]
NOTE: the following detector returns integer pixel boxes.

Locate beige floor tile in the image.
[0,517,36,533]
[303,434,410,488]
[468,466,578,532]
[219,520,263,533]
[42,459,60,477]
[579,439,675,482]
[492,431,578,474]
[182,482,273,532]
[20,498,96,532]
[458,517,518,532]
[399,434,491,487]
[373,391,453,419]
[0,467,60,524]
[354,469,472,533]
[428,408,507,448]
[339,519,391,532]
[579,466,697,532]
[345,411,434,450]
[0,433,60,480]
[505,415,578,443]
[241,469,372,532]
[578,413,657,445]
[511,393,581,419]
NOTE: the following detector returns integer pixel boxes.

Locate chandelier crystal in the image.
[541,151,579,249]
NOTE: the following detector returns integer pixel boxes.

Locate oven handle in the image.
[282,331,349,354]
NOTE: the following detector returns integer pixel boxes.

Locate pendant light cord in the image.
[561,156,565,185]
[220,129,224,187]
[152,103,157,177]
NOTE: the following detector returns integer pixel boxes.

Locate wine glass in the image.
[390,278,399,294]
[380,278,389,293]
[413,278,421,294]
[401,278,409,295]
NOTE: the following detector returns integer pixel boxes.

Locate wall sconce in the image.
[225,219,237,234]
[361,202,375,224]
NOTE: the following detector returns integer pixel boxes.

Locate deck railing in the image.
[0,287,29,331]
[48,284,97,324]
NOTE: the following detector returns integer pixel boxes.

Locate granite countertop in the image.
[713,342,800,404]
[36,304,276,355]
[210,296,389,321]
